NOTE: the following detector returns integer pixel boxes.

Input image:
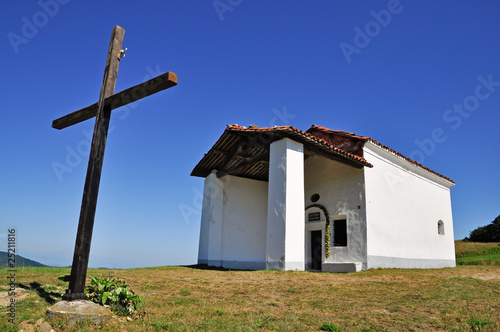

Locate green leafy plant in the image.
[468,318,489,332]
[86,276,143,316]
[320,322,343,331]
[325,223,331,258]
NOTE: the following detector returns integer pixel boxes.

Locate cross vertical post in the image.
[54,25,177,300]
[63,26,125,300]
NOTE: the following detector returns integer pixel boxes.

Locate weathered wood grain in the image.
[53,72,177,129]
[63,25,125,301]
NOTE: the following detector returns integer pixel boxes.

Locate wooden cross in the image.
[53,26,177,301]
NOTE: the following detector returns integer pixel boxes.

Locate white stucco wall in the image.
[198,171,224,266]
[304,156,367,269]
[220,175,268,270]
[363,142,456,269]
[266,138,305,271]
[198,173,268,269]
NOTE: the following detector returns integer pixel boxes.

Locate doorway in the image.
[311,230,322,270]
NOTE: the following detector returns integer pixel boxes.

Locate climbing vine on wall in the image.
[325,223,331,258]
[305,204,331,258]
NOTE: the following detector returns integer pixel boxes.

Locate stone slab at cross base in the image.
[46,300,111,326]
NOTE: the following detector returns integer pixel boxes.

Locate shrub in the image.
[469,215,500,242]
[86,276,143,316]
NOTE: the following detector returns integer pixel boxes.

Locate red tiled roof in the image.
[191,124,372,181]
[306,125,455,184]
[191,124,454,185]
[225,125,372,167]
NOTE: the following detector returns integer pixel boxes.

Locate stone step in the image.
[322,262,362,273]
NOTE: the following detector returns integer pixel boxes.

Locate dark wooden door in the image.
[311,230,322,270]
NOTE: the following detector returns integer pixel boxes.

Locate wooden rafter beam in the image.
[212,149,231,155]
[216,144,243,178]
[217,151,270,178]
[52,72,177,129]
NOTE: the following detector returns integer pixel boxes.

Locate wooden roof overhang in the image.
[191,126,372,182]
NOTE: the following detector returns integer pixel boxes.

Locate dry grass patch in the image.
[1,265,499,331]
[455,241,500,257]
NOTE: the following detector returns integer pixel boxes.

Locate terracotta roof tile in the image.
[225,124,372,167]
[191,124,454,185]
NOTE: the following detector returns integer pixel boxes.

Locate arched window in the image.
[438,220,445,235]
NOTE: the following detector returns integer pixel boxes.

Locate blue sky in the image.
[1,1,499,268]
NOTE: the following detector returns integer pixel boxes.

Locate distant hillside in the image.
[0,251,47,267]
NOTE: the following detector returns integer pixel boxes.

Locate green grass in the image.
[455,240,500,265]
[457,254,500,264]
[1,265,499,331]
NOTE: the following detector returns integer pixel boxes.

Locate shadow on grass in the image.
[18,282,62,305]
[182,264,253,272]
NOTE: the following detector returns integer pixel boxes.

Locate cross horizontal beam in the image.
[52,71,177,129]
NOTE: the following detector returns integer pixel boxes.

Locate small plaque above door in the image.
[308,212,321,222]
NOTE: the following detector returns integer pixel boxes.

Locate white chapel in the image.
[191,125,456,272]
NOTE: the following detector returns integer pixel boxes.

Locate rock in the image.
[38,321,54,332]
[126,316,133,321]
[46,300,111,326]
[19,325,36,332]
[19,320,35,332]
[36,317,44,326]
